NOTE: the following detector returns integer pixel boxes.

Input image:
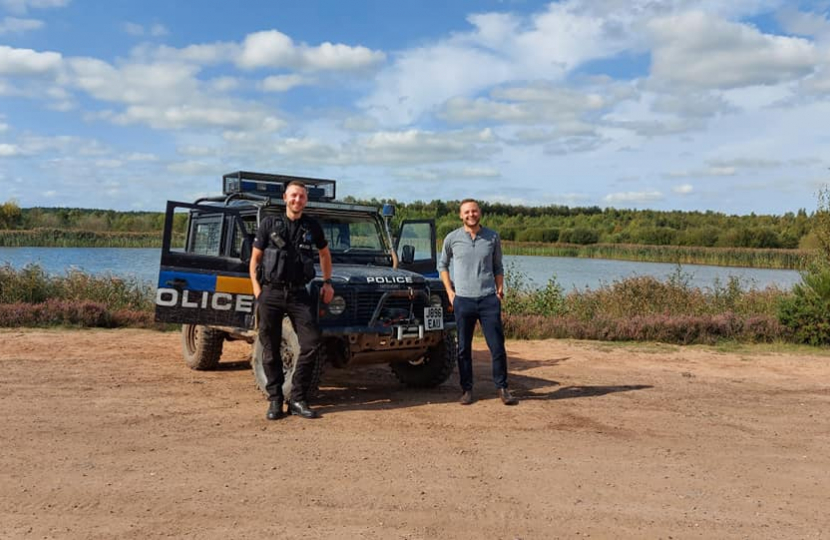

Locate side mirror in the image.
[400,244,415,264]
[240,234,254,263]
[381,204,396,218]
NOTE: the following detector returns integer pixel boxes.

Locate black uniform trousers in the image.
[257,284,321,403]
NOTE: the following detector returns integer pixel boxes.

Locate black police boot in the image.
[287,400,319,419]
[266,400,284,420]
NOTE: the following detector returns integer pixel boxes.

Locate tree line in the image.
[0,198,821,251]
[345,197,817,250]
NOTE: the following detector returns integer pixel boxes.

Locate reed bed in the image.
[502,241,808,270]
[0,229,185,248]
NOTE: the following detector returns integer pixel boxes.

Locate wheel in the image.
[251,316,324,399]
[181,324,225,370]
[390,331,457,388]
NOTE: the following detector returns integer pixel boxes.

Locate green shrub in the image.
[559,227,599,245]
[778,261,830,345]
[515,228,559,242]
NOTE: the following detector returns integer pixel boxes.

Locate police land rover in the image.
[155,171,456,398]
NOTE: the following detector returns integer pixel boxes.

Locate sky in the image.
[1,0,830,215]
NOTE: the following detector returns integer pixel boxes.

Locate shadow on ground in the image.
[303,351,652,415]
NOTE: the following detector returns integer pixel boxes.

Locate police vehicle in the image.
[155,171,456,397]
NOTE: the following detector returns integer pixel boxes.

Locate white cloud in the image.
[209,76,239,92]
[0,16,42,34]
[261,73,309,92]
[237,30,385,71]
[149,23,168,37]
[673,184,693,194]
[361,1,646,126]
[648,11,817,90]
[0,45,62,75]
[664,165,743,179]
[0,0,68,15]
[124,152,158,161]
[777,7,830,42]
[391,169,442,181]
[273,137,345,164]
[604,190,664,204]
[0,143,20,156]
[359,128,496,165]
[113,104,283,131]
[177,145,215,157]
[459,167,500,178]
[512,128,557,143]
[166,161,216,176]
[123,22,143,36]
[95,158,122,168]
[651,92,735,118]
[800,64,830,95]
[707,157,782,169]
[439,83,616,138]
[67,57,200,105]
[18,134,109,156]
[136,42,240,65]
[123,21,170,38]
[608,117,707,137]
[544,135,607,155]
[341,115,380,132]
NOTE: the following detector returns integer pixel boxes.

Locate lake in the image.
[0,247,803,291]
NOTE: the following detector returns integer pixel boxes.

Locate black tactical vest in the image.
[261,216,316,285]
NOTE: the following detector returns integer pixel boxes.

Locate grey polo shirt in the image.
[438,226,504,298]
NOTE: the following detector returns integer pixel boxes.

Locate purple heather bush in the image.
[1,264,157,329]
[501,266,793,344]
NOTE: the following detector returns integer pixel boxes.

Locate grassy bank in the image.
[0,264,157,328]
[1,263,814,345]
[502,269,792,344]
[502,241,808,270]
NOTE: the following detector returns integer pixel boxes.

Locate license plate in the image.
[424,307,443,330]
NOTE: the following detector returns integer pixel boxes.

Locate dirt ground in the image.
[1,329,829,540]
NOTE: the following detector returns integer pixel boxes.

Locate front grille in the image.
[318,284,454,330]
[356,290,428,326]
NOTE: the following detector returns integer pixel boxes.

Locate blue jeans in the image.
[453,293,508,391]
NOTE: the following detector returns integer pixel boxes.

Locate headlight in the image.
[429,294,443,308]
[328,295,346,316]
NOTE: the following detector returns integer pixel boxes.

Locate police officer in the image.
[249,180,334,420]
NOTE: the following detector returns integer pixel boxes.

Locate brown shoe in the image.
[459,390,473,405]
[499,388,518,405]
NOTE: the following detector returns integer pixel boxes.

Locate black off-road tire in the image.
[181,324,225,370]
[251,317,324,399]
[391,331,457,388]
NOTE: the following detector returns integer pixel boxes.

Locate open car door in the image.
[155,201,257,329]
[395,219,438,277]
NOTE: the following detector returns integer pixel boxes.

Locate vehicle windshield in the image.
[319,215,384,252]
[314,213,393,266]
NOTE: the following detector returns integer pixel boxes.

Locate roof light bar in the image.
[222,171,336,201]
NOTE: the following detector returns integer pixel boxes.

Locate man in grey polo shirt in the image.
[438,198,518,406]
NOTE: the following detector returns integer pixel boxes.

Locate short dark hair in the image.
[459,198,479,209]
[285,180,307,191]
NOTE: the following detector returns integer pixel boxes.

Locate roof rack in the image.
[222,171,336,202]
